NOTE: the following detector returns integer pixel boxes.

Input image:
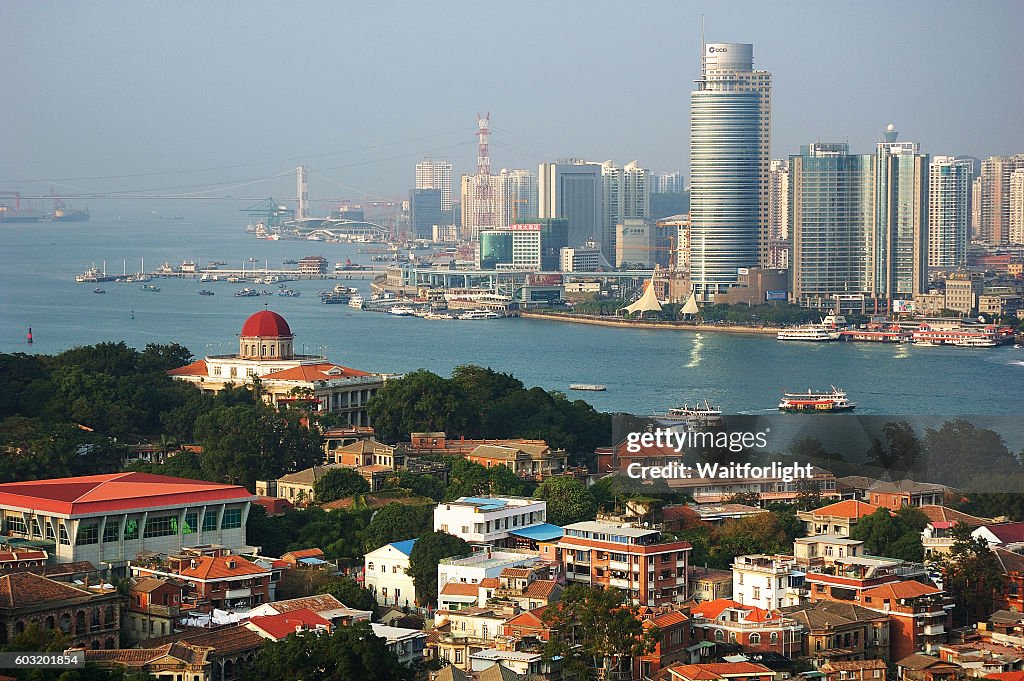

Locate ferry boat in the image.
[389,305,416,316]
[779,386,855,412]
[951,336,998,348]
[661,400,724,427]
[570,384,607,392]
[457,309,503,320]
[348,295,365,309]
[423,311,454,320]
[777,315,846,342]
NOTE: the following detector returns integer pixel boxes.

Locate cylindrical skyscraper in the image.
[689,42,771,301]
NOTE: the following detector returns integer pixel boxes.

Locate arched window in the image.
[714,629,724,641]
[815,640,822,651]
[45,616,55,630]
[75,611,86,632]
[749,633,761,645]
[59,614,72,633]
[770,632,779,644]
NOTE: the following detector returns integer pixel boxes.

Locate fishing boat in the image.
[570,384,607,392]
[779,386,855,412]
[93,287,106,294]
[141,284,161,292]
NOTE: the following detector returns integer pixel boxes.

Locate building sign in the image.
[766,290,787,301]
[892,300,915,314]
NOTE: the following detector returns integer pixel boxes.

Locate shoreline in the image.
[519,311,782,335]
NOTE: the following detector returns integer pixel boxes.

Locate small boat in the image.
[423,311,454,320]
[951,337,997,348]
[93,287,106,294]
[457,309,503,320]
[389,305,416,316]
[277,289,300,297]
[570,384,607,392]
[198,290,215,296]
[779,386,855,412]
[322,293,349,304]
[141,284,161,292]
[234,287,260,297]
[1015,344,1022,349]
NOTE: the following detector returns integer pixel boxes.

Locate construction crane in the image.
[240,198,294,231]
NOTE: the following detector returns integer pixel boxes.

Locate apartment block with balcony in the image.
[434,497,549,547]
[860,582,952,661]
[131,549,271,612]
[732,554,807,609]
[557,521,691,606]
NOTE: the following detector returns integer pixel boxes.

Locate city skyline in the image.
[2,2,1022,205]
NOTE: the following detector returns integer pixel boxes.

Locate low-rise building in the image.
[782,600,890,666]
[920,506,991,556]
[689,567,734,603]
[732,555,806,610]
[463,444,569,482]
[868,480,950,511]
[434,606,518,669]
[820,659,888,681]
[798,501,883,538]
[248,593,371,626]
[973,522,1024,551]
[0,572,123,650]
[85,642,213,681]
[469,649,563,679]
[438,551,541,606]
[125,577,185,643]
[689,599,803,657]
[434,497,549,547]
[937,641,1024,677]
[895,653,959,681]
[636,608,691,680]
[860,581,952,660]
[365,539,417,608]
[131,550,271,611]
[993,549,1024,615]
[660,662,776,681]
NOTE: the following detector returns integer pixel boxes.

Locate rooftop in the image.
[507,523,563,542]
[0,472,254,516]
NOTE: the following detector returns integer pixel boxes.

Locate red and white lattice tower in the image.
[471,113,494,234]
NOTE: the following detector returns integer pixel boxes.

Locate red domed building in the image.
[168,310,386,425]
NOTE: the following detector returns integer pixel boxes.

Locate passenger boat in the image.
[321,293,349,304]
[570,384,607,391]
[348,295,365,309]
[389,305,417,316]
[423,311,454,320]
[779,386,855,412]
[951,337,998,348]
[660,400,724,427]
[457,309,503,320]
[777,315,846,342]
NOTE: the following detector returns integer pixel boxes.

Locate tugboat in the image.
[779,386,855,412]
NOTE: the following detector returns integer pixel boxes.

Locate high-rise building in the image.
[1010,169,1024,245]
[476,225,542,271]
[654,172,686,194]
[690,42,771,301]
[790,143,875,309]
[460,173,499,241]
[615,218,653,268]
[599,161,651,260]
[874,126,928,300]
[768,159,790,269]
[928,156,973,268]
[971,176,983,240]
[980,154,1024,244]
[495,169,538,228]
[410,188,442,240]
[415,160,453,213]
[538,162,602,250]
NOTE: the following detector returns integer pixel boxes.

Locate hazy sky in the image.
[2,1,1022,207]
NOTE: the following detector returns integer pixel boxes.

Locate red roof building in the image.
[660,662,775,681]
[688,599,803,656]
[0,473,255,569]
[168,311,385,427]
[860,581,952,661]
[132,554,271,611]
[245,608,332,640]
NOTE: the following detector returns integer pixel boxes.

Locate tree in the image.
[726,491,762,507]
[533,476,597,526]
[362,503,433,552]
[866,420,923,473]
[314,468,371,503]
[317,577,378,613]
[407,531,470,606]
[924,419,1020,488]
[391,470,446,502]
[850,506,927,562]
[715,512,792,563]
[248,620,414,681]
[542,585,660,680]
[365,370,467,442]
[938,522,1005,626]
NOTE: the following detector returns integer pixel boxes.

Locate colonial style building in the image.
[782,600,891,666]
[860,581,952,661]
[0,572,123,650]
[131,549,272,612]
[365,539,418,608]
[168,310,387,426]
[688,599,803,657]
[798,501,884,538]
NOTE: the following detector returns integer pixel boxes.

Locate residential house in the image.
[920,506,991,557]
[689,599,803,657]
[125,577,185,643]
[501,606,554,642]
[973,523,1024,551]
[248,594,371,626]
[689,567,734,603]
[732,555,806,610]
[895,653,959,681]
[859,581,952,660]
[131,551,271,611]
[659,661,776,681]
[469,649,564,679]
[798,501,884,538]
[85,642,213,680]
[365,539,418,608]
[434,496,549,547]
[938,641,1024,677]
[868,481,951,511]
[820,659,888,681]
[434,606,518,670]
[782,600,891,666]
[437,551,541,607]
[637,608,691,680]
[245,608,332,641]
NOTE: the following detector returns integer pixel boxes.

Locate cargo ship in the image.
[779,386,855,412]
[53,207,90,222]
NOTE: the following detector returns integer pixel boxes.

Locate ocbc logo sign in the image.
[708,46,728,54]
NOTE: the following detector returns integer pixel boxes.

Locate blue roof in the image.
[299,557,331,565]
[459,496,510,512]
[507,523,564,542]
[390,539,417,556]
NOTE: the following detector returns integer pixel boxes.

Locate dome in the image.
[240,310,293,338]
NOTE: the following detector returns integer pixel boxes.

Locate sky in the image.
[2,1,1023,209]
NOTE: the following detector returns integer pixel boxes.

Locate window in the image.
[749,633,760,645]
[30,518,42,537]
[144,515,176,538]
[59,523,72,545]
[183,512,198,535]
[455,650,463,664]
[714,629,724,641]
[770,632,779,644]
[222,509,242,529]
[753,587,760,600]
[124,518,140,541]
[202,510,218,532]
[368,562,374,570]
[46,521,56,542]
[76,523,99,545]
[103,519,119,543]
[4,516,26,534]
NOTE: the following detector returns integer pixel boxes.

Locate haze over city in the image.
[2,1,1023,204]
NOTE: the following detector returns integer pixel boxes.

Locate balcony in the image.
[225,587,252,599]
[610,578,631,589]
[923,624,945,636]
[609,560,630,571]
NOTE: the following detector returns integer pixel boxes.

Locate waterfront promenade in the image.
[520,311,781,336]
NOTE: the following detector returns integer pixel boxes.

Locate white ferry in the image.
[423,311,454,320]
[661,400,724,427]
[777,315,846,342]
[389,305,416,316]
[457,309,503,320]
[348,295,364,309]
[951,337,998,348]
[779,386,855,412]
[570,384,607,392]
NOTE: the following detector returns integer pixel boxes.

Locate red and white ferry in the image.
[839,322,911,343]
[912,323,1008,347]
[779,386,855,412]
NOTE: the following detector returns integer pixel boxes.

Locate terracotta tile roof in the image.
[0,572,90,608]
[132,577,173,594]
[478,578,500,589]
[434,667,471,681]
[441,582,482,597]
[994,548,1024,574]
[810,500,882,519]
[869,480,950,494]
[861,581,940,602]
[691,599,779,624]
[167,360,208,377]
[919,505,989,527]
[651,610,690,627]
[504,607,547,628]
[897,653,957,671]
[0,472,253,516]
[523,580,559,599]
[821,660,888,672]
[264,594,346,615]
[282,548,325,561]
[781,600,887,629]
[246,608,332,640]
[500,568,533,578]
[665,662,774,680]
[0,550,48,562]
[321,494,435,511]
[261,364,370,381]
[178,556,269,581]
[178,624,266,657]
[477,665,520,681]
[985,673,1024,681]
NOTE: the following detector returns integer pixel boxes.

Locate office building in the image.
[410,188,441,240]
[495,169,538,228]
[539,161,602,250]
[874,127,929,301]
[1011,169,1024,244]
[928,156,973,268]
[690,42,771,301]
[560,245,602,272]
[790,143,875,309]
[536,217,569,271]
[478,229,513,270]
[600,161,651,259]
[476,225,542,271]
[980,154,1024,244]
[616,218,653,268]
[416,159,453,212]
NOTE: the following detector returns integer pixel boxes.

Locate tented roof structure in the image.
[622,267,663,317]
[681,292,700,316]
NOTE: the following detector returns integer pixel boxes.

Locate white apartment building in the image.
[732,554,807,610]
[509,225,542,270]
[434,496,547,545]
[560,246,602,272]
[601,160,651,261]
[437,550,539,601]
[495,169,538,228]
[416,159,453,212]
[364,539,417,608]
[929,156,973,268]
[1010,168,1024,244]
